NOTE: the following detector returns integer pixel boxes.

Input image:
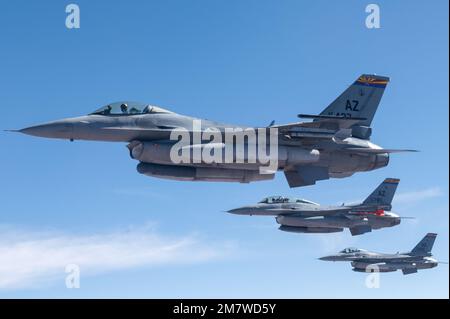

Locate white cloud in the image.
[339,187,444,206]
[0,224,234,289]
[394,187,443,204]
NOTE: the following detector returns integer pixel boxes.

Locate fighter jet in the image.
[12,74,414,187]
[320,233,441,275]
[228,178,404,235]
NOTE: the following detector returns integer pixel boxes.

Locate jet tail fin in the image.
[319,74,390,128]
[410,233,437,256]
[362,178,400,209]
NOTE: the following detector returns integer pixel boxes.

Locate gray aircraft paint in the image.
[320,233,440,275]
[13,74,415,187]
[227,178,401,236]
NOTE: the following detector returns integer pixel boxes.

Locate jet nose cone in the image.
[319,255,335,261]
[19,121,73,139]
[227,206,254,215]
[19,124,46,137]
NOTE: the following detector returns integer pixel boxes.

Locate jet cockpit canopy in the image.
[258,196,319,205]
[340,247,362,254]
[90,101,173,116]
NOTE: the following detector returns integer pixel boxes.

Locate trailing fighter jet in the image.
[11,74,414,187]
[228,178,404,235]
[320,233,441,275]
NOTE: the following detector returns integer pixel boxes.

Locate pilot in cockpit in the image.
[120,103,128,113]
[129,107,139,114]
[104,105,112,115]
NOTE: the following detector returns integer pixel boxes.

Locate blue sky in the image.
[0,0,448,298]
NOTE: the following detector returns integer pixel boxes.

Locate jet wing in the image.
[274,119,359,139]
[300,117,366,130]
[274,115,365,144]
[279,115,367,130]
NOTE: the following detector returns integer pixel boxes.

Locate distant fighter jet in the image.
[12,74,414,187]
[228,178,403,235]
[320,233,441,275]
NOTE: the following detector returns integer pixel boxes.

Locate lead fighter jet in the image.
[228,178,403,235]
[12,74,414,187]
[320,233,441,275]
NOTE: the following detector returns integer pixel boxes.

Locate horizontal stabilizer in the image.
[284,166,329,188]
[402,268,418,275]
[349,225,372,236]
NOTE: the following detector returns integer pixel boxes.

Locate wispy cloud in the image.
[339,187,444,206]
[394,187,444,204]
[0,224,234,289]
